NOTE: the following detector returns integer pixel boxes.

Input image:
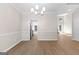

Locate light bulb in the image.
[41,11,43,14]
[35,5,39,10]
[35,11,38,15]
[42,7,45,11]
[31,8,34,12]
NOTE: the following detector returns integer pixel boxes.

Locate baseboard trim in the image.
[0,52,7,55]
[72,39,79,42]
[3,40,22,52]
[38,39,57,41]
[61,33,72,36]
[0,39,30,53]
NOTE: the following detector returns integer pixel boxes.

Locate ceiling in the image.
[11,3,66,13]
[11,3,79,14]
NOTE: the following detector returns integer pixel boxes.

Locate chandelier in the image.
[31,5,46,15]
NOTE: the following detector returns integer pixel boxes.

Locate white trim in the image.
[0,31,21,36]
[0,39,30,52]
[0,31,22,52]
[2,39,30,52]
[38,39,57,41]
[72,39,79,41]
[75,40,79,41]
[3,40,22,52]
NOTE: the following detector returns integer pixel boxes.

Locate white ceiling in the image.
[11,3,79,14]
[58,3,79,14]
[11,3,66,13]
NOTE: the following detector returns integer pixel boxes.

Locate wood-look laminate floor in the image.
[7,34,79,55]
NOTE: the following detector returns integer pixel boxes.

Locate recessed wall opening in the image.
[57,13,72,41]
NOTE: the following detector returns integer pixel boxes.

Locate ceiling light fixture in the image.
[31,5,46,16]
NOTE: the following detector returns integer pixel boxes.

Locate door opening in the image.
[57,14,72,41]
[30,20,38,40]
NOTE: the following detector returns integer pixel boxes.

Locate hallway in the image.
[7,35,79,55]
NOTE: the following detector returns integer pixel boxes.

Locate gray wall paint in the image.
[72,8,79,40]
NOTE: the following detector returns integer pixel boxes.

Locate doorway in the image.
[57,16,64,34]
[30,20,38,40]
[57,13,72,41]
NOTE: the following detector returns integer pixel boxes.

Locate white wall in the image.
[72,8,79,40]
[63,14,72,34]
[22,12,57,41]
[37,12,57,40]
[0,4,22,52]
[21,12,30,41]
